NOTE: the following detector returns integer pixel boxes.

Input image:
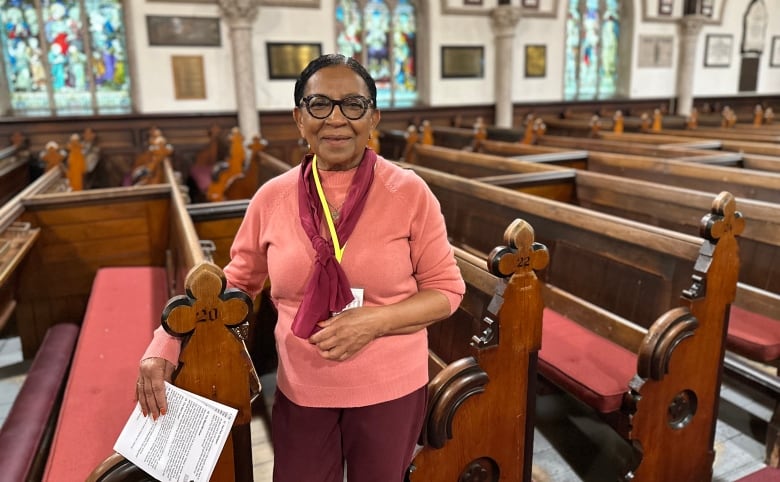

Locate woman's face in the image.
[293,65,380,171]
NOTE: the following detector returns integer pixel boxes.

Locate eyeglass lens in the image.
[304,95,370,120]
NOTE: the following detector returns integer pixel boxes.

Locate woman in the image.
[136,53,465,481]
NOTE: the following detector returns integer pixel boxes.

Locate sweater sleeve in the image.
[408,174,465,314]
[223,185,272,298]
[141,326,181,367]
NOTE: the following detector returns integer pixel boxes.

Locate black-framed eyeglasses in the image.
[299,94,373,120]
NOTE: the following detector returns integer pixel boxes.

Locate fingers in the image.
[137,358,172,420]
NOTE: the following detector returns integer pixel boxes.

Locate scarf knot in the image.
[291,149,377,338]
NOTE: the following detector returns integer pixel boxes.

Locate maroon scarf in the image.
[291,149,377,338]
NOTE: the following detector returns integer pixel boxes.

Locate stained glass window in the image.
[335,0,417,108]
[1,0,131,116]
[564,0,620,100]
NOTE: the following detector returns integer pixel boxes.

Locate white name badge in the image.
[334,288,364,315]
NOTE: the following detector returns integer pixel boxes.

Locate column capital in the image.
[678,14,706,36]
[490,6,522,37]
[218,0,260,26]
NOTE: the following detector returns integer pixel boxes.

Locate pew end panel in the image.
[539,192,743,481]
[410,218,548,482]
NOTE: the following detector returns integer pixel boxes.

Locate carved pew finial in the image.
[162,262,254,482]
[640,112,651,131]
[66,133,86,191]
[589,115,602,137]
[489,218,549,277]
[533,118,546,140]
[651,108,662,132]
[403,124,419,162]
[471,116,486,152]
[40,141,66,172]
[687,107,699,130]
[754,104,764,126]
[521,115,536,144]
[613,110,624,134]
[420,120,434,145]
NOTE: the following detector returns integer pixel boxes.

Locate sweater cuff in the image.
[141,326,181,367]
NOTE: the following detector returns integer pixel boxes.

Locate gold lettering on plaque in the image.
[172,55,206,100]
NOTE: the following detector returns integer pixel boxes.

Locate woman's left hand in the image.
[309,306,381,361]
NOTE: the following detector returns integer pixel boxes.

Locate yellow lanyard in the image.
[312,155,345,262]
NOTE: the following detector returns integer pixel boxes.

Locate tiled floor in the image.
[0,335,771,481]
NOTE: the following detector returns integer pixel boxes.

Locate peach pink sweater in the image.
[144,156,465,407]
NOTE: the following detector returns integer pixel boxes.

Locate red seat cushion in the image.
[735,467,780,482]
[43,267,168,482]
[0,323,79,482]
[728,305,780,363]
[189,164,213,193]
[539,308,637,414]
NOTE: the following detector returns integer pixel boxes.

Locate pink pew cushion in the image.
[735,467,780,482]
[539,308,637,414]
[189,164,213,193]
[43,267,168,482]
[727,305,780,363]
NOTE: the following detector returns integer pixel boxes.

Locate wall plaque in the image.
[172,55,206,100]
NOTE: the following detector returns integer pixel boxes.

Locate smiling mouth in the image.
[323,136,351,143]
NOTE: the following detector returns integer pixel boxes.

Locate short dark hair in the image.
[293,54,377,107]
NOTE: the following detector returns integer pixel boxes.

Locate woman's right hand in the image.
[136,357,175,419]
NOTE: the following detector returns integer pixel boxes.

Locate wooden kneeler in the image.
[88,262,255,482]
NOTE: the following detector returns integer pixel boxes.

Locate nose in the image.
[326,104,348,123]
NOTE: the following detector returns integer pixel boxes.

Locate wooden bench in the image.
[463,134,780,206]
[0,159,209,481]
[0,323,80,482]
[42,266,170,481]
[207,129,268,202]
[404,145,780,466]
[399,161,743,480]
[0,132,33,205]
[0,164,98,480]
[0,168,79,480]
[86,215,549,482]
[187,192,548,481]
[189,125,230,201]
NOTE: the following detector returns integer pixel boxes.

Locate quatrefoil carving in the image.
[488,218,549,278]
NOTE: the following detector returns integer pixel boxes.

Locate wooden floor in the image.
[0,336,771,481]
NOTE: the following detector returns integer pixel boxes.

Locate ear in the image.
[370,108,381,128]
[292,107,305,137]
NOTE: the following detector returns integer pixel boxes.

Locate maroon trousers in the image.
[271,386,426,482]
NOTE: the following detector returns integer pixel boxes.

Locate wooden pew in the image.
[207,129,268,202]
[86,215,548,482]
[399,160,743,480]
[188,171,548,480]
[0,132,33,205]
[403,144,780,467]
[463,135,780,205]
[0,166,82,482]
[127,130,174,186]
[7,159,235,482]
[189,125,230,198]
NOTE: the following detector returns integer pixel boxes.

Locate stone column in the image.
[219,0,261,140]
[490,6,522,128]
[0,57,10,116]
[676,15,706,116]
